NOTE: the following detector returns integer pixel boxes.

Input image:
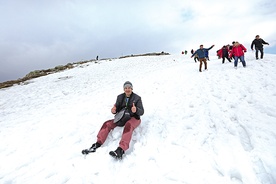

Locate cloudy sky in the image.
[1,0,276,82]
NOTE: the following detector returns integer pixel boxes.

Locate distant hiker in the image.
[193,54,199,63]
[96,56,99,60]
[83,81,144,159]
[191,44,215,72]
[229,42,247,68]
[251,35,269,60]
[185,50,188,55]
[218,45,231,64]
[191,49,199,63]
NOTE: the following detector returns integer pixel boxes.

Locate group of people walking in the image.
[191,35,269,72]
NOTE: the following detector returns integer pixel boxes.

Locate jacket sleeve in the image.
[191,52,195,57]
[241,44,247,52]
[129,94,144,119]
[134,96,144,116]
[115,93,125,112]
[191,50,198,57]
[251,40,254,49]
[262,39,269,45]
[207,45,214,50]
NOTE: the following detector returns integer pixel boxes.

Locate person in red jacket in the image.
[229,42,247,68]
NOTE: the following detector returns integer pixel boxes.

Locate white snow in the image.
[0,52,276,184]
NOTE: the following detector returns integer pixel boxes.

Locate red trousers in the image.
[96,117,141,151]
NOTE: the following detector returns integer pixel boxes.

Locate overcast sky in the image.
[1,0,276,82]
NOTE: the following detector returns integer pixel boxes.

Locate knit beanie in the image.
[123,81,133,89]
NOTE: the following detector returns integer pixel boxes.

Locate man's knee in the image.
[102,120,115,129]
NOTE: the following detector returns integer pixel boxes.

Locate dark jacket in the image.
[115,92,144,120]
[222,46,229,57]
[251,39,269,49]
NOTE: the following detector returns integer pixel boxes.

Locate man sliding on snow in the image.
[82,81,144,159]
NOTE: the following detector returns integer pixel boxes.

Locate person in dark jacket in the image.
[221,45,231,64]
[191,44,214,72]
[251,35,269,60]
[85,81,144,159]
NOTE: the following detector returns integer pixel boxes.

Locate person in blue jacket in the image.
[191,44,214,72]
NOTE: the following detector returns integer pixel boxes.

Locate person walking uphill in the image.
[251,35,269,60]
[229,42,247,68]
[191,44,215,72]
[82,81,144,159]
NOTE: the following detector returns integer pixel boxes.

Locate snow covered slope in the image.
[1,52,276,184]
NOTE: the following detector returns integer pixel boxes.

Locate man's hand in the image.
[111,105,116,114]
[131,103,137,113]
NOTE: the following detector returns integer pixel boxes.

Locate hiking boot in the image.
[109,147,124,159]
[81,142,101,154]
[90,142,101,151]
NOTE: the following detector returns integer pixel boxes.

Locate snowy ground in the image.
[0,52,276,184]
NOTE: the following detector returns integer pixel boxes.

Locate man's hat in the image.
[123,81,133,89]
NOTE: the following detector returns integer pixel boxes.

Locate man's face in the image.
[124,87,132,97]
[200,45,203,49]
[256,36,260,39]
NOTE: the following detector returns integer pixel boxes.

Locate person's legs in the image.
[96,119,117,145]
[240,55,246,67]
[260,47,264,59]
[226,56,231,62]
[255,48,259,59]
[119,117,141,151]
[203,58,207,70]
[234,56,239,67]
[199,59,203,72]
